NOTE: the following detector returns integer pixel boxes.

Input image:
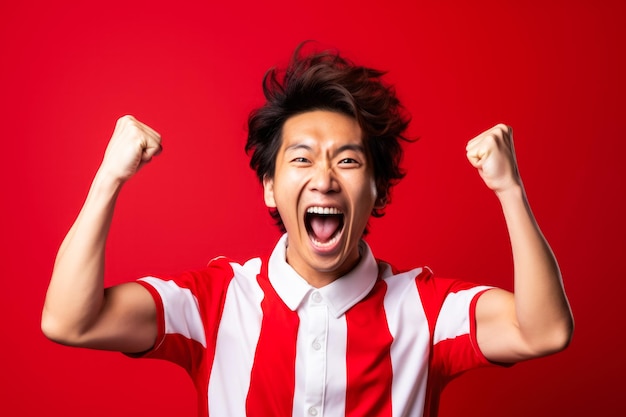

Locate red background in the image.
[1,1,625,416]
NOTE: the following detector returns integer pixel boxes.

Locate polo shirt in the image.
[135,234,494,417]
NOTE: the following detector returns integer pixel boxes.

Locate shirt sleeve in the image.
[431,283,495,377]
[415,271,499,378]
[128,257,237,374]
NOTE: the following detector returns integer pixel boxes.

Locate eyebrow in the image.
[284,143,366,156]
[336,144,366,155]
[284,143,313,152]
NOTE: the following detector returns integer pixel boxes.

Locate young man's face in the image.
[263,110,382,286]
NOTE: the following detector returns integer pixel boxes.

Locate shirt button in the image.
[312,292,322,303]
[312,341,322,351]
[308,406,318,416]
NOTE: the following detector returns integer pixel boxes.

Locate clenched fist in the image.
[466,124,522,194]
[100,115,162,183]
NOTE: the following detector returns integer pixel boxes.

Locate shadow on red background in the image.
[1,1,624,416]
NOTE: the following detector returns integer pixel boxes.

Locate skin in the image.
[263,111,383,288]
[41,115,159,352]
[41,113,573,363]
[466,124,573,362]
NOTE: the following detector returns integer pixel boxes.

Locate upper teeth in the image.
[307,207,342,215]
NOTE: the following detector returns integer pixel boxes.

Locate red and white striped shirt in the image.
[136,234,495,417]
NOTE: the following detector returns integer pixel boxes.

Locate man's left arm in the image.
[466,124,574,364]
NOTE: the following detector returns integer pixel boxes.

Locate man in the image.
[42,45,573,417]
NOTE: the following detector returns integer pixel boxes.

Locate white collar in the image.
[267,234,378,318]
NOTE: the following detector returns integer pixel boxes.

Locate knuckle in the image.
[484,133,497,144]
[495,123,512,137]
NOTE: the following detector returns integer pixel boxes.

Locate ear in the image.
[263,175,277,208]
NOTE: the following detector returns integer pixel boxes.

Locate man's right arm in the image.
[41,115,162,353]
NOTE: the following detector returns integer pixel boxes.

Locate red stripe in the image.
[416,272,489,417]
[246,271,300,417]
[193,260,240,417]
[413,267,445,417]
[345,279,393,417]
[134,280,165,351]
[155,259,238,417]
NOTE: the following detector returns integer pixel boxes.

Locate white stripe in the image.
[208,258,264,416]
[384,268,430,417]
[434,286,491,344]
[139,277,206,347]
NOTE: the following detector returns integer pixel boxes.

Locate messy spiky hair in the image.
[246,42,412,230]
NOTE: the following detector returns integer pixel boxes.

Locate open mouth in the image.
[305,206,345,248]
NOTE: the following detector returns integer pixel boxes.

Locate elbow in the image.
[553,315,575,353]
[528,315,575,358]
[41,308,82,346]
[551,309,575,353]
[544,326,573,356]
[40,310,66,344]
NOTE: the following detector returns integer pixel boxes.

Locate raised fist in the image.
[100,115,162,182]
[466,124,522,193]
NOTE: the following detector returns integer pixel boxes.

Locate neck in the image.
[285,247,362,289]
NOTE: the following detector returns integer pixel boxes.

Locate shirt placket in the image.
[303,290,328,417]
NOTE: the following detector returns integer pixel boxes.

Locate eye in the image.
[291,157,311,164]
[338,157,360,167]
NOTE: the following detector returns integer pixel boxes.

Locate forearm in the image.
[42,169,122,343]
[497,184,573,352]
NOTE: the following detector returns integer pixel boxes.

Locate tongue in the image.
[310,216,340,242]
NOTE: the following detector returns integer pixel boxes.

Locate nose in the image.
[309,163,339,194]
